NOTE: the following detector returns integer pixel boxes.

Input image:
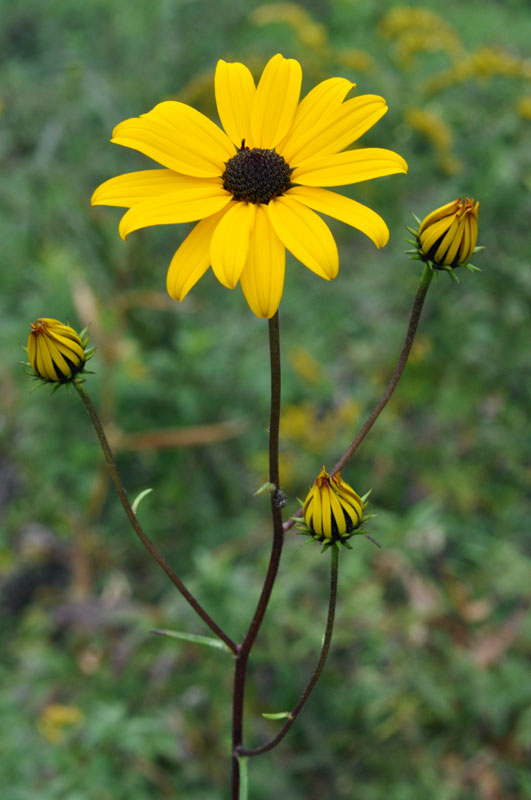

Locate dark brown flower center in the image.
[222,142,292,204]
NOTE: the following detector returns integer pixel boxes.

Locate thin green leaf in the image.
[132,488,153,514]
[261,711,293,720]
[254,482,275,496]
[151,629,232,653]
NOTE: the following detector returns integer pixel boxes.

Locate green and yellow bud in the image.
[27,318,87,383]
[301,466,369,546]
[417,197,479,269]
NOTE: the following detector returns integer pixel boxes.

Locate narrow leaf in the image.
[254,482,275,496]
[261,711,293,720]
[132,487,153,514]
[151,629,232,653]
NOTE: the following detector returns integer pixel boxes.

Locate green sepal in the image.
[360,489,372,505]
[444,266,460,283]
[341,540,353,550]
[150,629,232,653]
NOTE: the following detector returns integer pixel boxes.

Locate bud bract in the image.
[301,466,368,545]
[417,197,479,269]
[27,318,87,383]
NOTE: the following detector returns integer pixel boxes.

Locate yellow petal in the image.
[338,496,362,529]
[288,185,389,249]
[215,59,256,147]
[329,491,347,536]
[38,337,59,382]
[118,184,231,240]
[310,486,323,535]
[91,170,204,208]
[286,95,388,165]
[436,216,461,264]
[240,206,285,318]
[419,216,453,254]
[112,101,235,178]
[292,148,408,187]
[166,208,229,301]
[321,487,332,538]
[251,54,302,148]
[278,77,354,163]
[210,202,256,289]
[418,200,460,234]
[27,333,37,372]
[267,196,338,280]
[47,330,85,363]
[48,342,73,377]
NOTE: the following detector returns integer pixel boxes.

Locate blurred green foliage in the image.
[1,0,530,797]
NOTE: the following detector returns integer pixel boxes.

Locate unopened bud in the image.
[417,197,479,269]
[299,466,371,549]
[27,318,89,384]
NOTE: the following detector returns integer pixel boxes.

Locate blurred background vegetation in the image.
[1,0,530,797]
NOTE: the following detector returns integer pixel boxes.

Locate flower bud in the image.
[27,318,87,383]
[301,466,368,545]
[417,197,479,269]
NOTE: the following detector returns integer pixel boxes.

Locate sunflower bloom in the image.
[418,197,479,269]
[27,318,87,383]
[92,54,407,318]
[301,465,369,544]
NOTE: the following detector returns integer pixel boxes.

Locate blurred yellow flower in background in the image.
[92,54,407,318]
[38,704,85,744]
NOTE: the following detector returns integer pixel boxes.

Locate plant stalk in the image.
[238,544,339,757]
[284,264,433,531]
[74,381,237,654]
[231,313,284,797]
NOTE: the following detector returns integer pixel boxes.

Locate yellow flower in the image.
[27,318,86,383]
[302,465,367,543]
[38,704,84,744]
[92,54,407,318]
[418,197,479,269]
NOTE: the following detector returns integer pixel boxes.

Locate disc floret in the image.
[222,142,293,204]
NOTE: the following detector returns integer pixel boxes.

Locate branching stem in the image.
[237,544,339,757]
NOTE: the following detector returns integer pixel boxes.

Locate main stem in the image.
[74,382,237,654]
[238,544,339,757]
[231,313,284,798]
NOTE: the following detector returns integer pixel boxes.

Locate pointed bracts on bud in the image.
[408,198,481,277]
[297,466,371,550]
[26,318,94,387]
